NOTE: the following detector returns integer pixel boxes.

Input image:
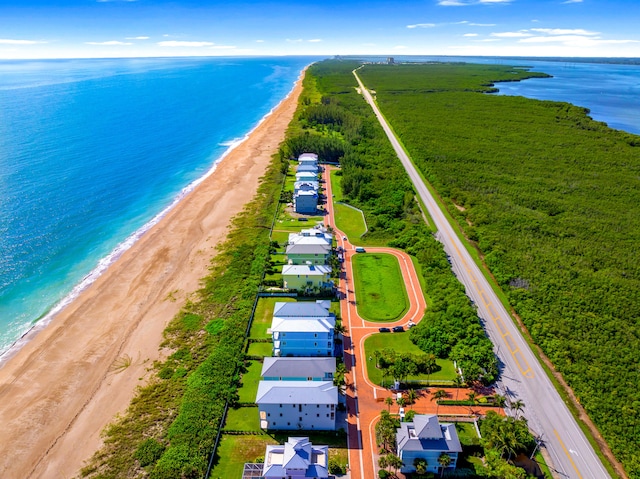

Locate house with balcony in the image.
[273,299,332,318]
[281,264,331,292]
[256,381,338,430]
[288,226,332,246]
[295,170,319,183]
[271,314,335,357]
[261,436,328,479]
[286,242,331,265]
[298,152,319,166]
[297,163,319,175]
[293,188,318,214]
[396,414,462,474]
[261,357,335,381]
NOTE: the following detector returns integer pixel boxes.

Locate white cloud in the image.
[157,41,214,47]
[479,38,502,42]
[97,0,138,2]
[256,39,265,43]
[308,39,323,43]
[563,0,583,3]
[85,40,132,45]
[468,22,497,26]
[464,33,479,37]
[520,35,638,47]
[491,31,533,37]
[286,39,304,43]
[126,36,149,40]
[530,28,599,36]
[0,38,46,45]
[407,23,437,29]
[209,45,236,50]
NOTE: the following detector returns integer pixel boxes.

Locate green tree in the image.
[452,375,465,401]
[467,391,477,415]
[432,389,448,415]
[384,396,393,412]
[438,453,452,477]
[387,454,404,475]
[509,399,525,419]
[406,389,418,409]
[414,457,428,475]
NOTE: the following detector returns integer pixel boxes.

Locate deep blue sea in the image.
[0,56,318,355]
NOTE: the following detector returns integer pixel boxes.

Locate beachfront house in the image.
[281,264,331,292]
[294,189,318,214]
[396,414,462,475]
[295,170,318,183]
[298,152,319,166]
[261,436,329,479]
[294,180,319,195]
[297,164,319,175]
[271,314,335,357]
[256,381,338,430]
[288,226,333,246]
[273,299,333,318]
[261,357,335,381]
[286,242,331,265]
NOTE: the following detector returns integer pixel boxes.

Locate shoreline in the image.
[0,68,306,479]
[0,73,302,366]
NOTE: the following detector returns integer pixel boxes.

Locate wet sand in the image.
[0,70,304,479]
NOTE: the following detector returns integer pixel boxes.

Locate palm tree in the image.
[452,375,465,401]
[384,396,394,412]
[467,391,477,415]
[414,458,428,475]
[432,389,448,415]
[438,453,452,477]
[406,389,418,410]
[493,394,507,408]
[509,399,525,419]
[387,454,404,476]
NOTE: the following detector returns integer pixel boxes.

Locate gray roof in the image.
[298,153,319,162]
[396,415,462,454]
[282,264,331,276]
[256,381,338,405]
[286,243,331,255]
[261,357,336,379]
[263,437,328,479]
[271,315,335,333]
[273,301,332,318]
[297,164,319,173]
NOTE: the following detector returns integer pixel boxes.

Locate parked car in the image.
[378,327,390,333]
[355,247,366,253]
[407,321,416,329]
[392,326,404,333]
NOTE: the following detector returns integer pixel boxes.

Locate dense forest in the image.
[293,60,499,385]
[358,62,640,477]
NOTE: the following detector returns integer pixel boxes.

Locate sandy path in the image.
[0,70,304,479]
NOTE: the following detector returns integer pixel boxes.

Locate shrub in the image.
[134,438,165,467]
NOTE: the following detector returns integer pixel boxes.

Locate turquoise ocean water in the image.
[0,56,317,356]
[1,55,639,358]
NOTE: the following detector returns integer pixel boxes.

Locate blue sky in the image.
[1,0,638,59]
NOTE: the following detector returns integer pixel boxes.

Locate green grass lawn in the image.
[352,253,408,322]
[247,341,273,357]
[238,360,263,403]
[224,406,261,431]
[364,333,457,386]
[211,431,347,479]
[330,171,367,240]
[210,434,276,479]
[250,297,295,339]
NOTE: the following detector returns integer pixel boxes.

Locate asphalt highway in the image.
[352,68,611,479]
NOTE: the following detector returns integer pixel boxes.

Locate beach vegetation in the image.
[358,62,640,475]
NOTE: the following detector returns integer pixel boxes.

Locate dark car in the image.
[392,326,404,333]
[378,327,391,333]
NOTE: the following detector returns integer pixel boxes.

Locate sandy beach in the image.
[0,70,304,479]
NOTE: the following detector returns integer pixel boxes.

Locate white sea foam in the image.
[0,68,307,366]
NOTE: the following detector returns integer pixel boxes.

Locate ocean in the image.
[0,56,317,356]
[1,55,639,358]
